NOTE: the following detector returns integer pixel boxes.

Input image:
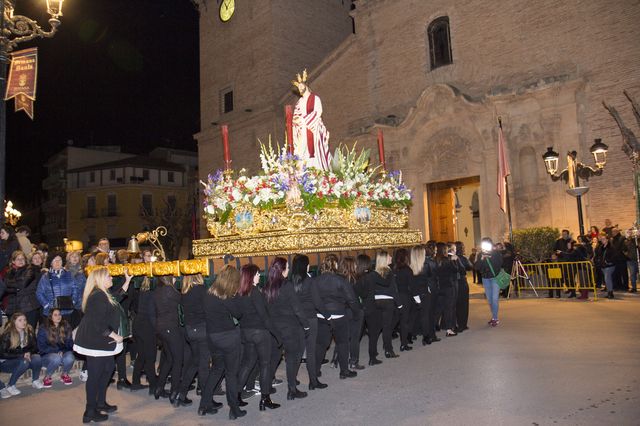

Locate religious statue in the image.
[291,70,332,170]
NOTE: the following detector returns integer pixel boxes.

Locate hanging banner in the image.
[4,47,38,120]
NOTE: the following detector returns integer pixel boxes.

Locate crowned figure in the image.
[291,70,332,170]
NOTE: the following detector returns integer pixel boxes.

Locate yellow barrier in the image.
[514,261,597,300]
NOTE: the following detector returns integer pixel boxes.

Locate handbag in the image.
[49,273,75,311]
[485,258,511,290]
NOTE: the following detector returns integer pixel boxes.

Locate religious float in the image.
[192,70,423,258]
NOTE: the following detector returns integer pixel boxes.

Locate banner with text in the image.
[4,47,38,119]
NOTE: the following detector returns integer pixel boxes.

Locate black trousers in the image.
[201,329,241,411]
[438,287,455,330]
[416,292,433,338]
[85,355,115,411]
[237,328,272,394]
[396,293,412,346]
[131,317,157,388]
[179,323,209,395]
[316,316,349,374]
[365,306,382,359]
[376,299,396,353]
[272,321,304,392]
[156,326,184,393]
[456,280,470,329]
[114,341,128,381]
[614,261,629,290]
[347,309,363,363]
[302,317,319,385]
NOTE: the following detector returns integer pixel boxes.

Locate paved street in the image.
[1,290,639,425]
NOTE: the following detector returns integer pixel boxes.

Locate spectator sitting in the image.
[37,308,75,387]
[0,312,44,398]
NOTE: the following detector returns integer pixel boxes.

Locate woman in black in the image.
[408,246,432,345]
[290,254,328,390]
[152,275,184,403]
[130,276,158,394]
[314,254,359,380]
[200,265,245,419]
[175,273,210,407]
[73,268,129,424]
[236,264,281,410]
[4,250,40,330]
[264,257,309,400]
[393,249,413,351]
[373,251,400,358]
[454,241,472,332]
[354,254,383,365]
[338,256,365,370]
[434,242,460,337]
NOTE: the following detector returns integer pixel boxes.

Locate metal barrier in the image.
[513,261,597,300]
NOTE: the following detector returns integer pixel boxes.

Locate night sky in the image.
[6,0,200,207]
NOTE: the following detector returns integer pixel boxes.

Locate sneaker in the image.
[0,388,12,399]
[79,370,88,382]
[61,374,73,385]
[32,379,44,389]
[43,377,53,388]
[490,319,500,327]
[6,385,21,396]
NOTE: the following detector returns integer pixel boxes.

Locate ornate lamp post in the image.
[1,0,64,217]
[542,138,609,236]
[3,199,21,225]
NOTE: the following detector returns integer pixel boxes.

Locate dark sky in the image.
[6,0,200,207]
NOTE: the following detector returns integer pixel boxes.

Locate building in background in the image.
[196,0,640,243]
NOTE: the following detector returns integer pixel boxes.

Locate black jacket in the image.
[181,285,207,327]
[74,290,121,351]
[267,281,309,329]
[5,265,40,315]
[312,272,359,317]
[0,329,38,359]
[395,266,412,296]
[294,276,327,318]
[203,292,241,334]
[433,258,459,289]
[594,243,617,268]
[236,287,279,338]
[153,283,181,331]
[474,250,504,278]
[355,271,396,312]
[373,270,398,300]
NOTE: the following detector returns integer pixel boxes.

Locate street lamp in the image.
[542,139,609,236]
[4,199,21,225]
[1,0,64,219]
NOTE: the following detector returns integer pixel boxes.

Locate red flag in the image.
[497,124,511,212]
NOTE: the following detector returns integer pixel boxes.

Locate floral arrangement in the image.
[201,140,412,223]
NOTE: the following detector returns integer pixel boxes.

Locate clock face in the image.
[220,0,235,22]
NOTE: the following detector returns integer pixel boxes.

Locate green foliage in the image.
[302,191,328,214]
[331,143,371,178]
[512,227,559,263]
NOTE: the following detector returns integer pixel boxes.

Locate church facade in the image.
[196,0,640,246]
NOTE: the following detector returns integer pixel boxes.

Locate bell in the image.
[127,235,141,254]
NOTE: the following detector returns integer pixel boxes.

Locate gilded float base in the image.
[192,228,423,258]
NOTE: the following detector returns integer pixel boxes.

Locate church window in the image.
[427,16,453,70]
[222,88,234,113]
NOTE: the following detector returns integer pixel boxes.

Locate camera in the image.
[481,241,493,253]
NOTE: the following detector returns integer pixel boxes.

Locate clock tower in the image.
[195,0,354,177]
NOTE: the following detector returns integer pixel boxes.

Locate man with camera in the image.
[473,238,503,327]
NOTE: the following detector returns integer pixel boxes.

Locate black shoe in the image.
[607,291,614,299]
[197,406,218,416]
[116,379,131,390]
[83,410,108,423]
[240,389,256,399]
[368,358,382,366]
[129,383,148,392]
[630,289,638,293]
[339,370,357,379]
[422,337,432,346]
[229,407,247,420]
[431,336,441,342]
[96,403,117,413]
[259,394,281,411]
[349,362,365,370]
[269,386,277,394]
[400,345,413,351]
[272,377,283,385]
[391,331,399,339]
[211,400,224,409]
[321,358,329,364]
[237,395,248,407]
[286,388,308,400]
[172,393,192,407]
[308,380,328,390]
[385,351,399,358]
[154,387,170,400]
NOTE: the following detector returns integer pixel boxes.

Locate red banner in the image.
[5,48,38,119]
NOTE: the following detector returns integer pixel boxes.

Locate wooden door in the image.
[428,186,455,242]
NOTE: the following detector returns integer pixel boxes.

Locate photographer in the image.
[473,238,503,327]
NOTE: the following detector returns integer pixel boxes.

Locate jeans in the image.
[0,355,42,386]
[42,351,75,376]
[316,316,349,374]
[237,328,272,394]
[627,260,638,291]
[202,329,241,411]
[85,355,114,411]
[603,266,616,292]
[179,323,210,395]
[482,277,500,320]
